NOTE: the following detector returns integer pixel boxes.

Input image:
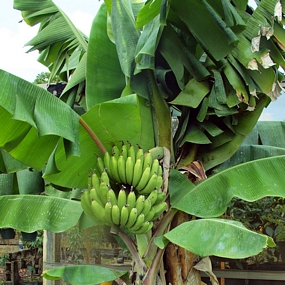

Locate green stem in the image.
[144,208,178,264]
[143,248,165,284]
[148,70,174,161]
[79,117,107,154]
[118,229,147,272]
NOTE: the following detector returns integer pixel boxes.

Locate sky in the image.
[0,0,284,121]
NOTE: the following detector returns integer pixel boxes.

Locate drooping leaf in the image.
[159,219,274,258]
[170,155,285,218]
[43,265,127,285]
[0,195,82,232]
[0,70,80,170]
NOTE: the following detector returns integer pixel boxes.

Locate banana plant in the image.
[0,0,285,284]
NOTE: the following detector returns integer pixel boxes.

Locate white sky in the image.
[0,0,284,121]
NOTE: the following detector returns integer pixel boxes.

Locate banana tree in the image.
[0,0,285,284]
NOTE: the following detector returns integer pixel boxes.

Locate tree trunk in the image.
[164,211,202,285]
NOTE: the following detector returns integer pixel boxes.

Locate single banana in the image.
[156,175,163,191]
[138,173,158,195]
[126,207,138,228]
[148,146,164,160]
[104,201,113,225]
[91,199,106,223]
[117,155,127,184]
[136,147,144,161]
[110,155,121,182]
[81,191,95,220]
[135,166,151,191]
[96,156,105,174]
[149,159,160,177]
[128,213,145,232]
[127,190,136,210]
[143,152,153,171]
[127,143,136,163]
[135,195,145,215]
[111,204,121,225]
[91,172,100,191]
[107,188,117,206]
[147,189,158,206]
[144,209,155,222]
[157,164,163,177]
[132,158,143,187]
[120,205,129,226]
[154,191,167,205]
[126,156,134,185]
[118,188,127,210]
[132,221,153,234]
[103,151,111,176]
[90,187,104,207]
[100,170,110,186]
[142,198,152,216]
[121,141,128,161]
[98,182,109,206]
[152,201,167,219]
[112,145,120,160]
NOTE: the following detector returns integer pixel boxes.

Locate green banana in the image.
[138,173,158,195]
[142,198,152,216]
[135,166,151,191]
[81,191,95,220]
[103,151,111,176]
[127,143,136,163]
[148,146,164,160]
[110,155,121,182]
[118,155,127,184]
[143,152,153,171]
[96,156,105,174]
[90,187,104,207]
[104,201,113,225]
[132,221,153,235]
[144,209,155,222]
[91,199,106,223]
[111,204,121,225]
[100,171,110,186]
[128,213,145,232]
[132,158,143,187]
[126,156,134,185]
[149,159,160,177]
[127,190,136,210]
[120,205,129,226]
[126,207,138,228]
[112,145,120,160]
[147,189,158,206]
[157,164,163,177]
[121,141,128,161]
[152,201,167,219]
[98,182,109,206]
[135,195,145,215]
[118,188,127,210]
[136,147,144,161]
[156,175,163,191]
[91,172,100,191]
[107,188,117,206]
[154,191,167,205]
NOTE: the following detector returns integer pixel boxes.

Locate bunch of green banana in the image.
[98,143,164,195]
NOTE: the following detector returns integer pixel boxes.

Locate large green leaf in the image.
[0,70,80,170]
[13,0,88,84]
[86,4,125,109]
[170,155,285,218]
[44,94,154,188]
[0,195,82,232]
[159,219,274,258]
[43,265,127,285]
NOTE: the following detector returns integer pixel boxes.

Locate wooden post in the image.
[43,231,55,285]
